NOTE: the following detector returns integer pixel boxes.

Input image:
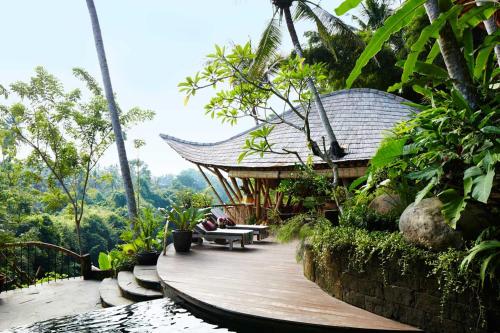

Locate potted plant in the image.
[133,207,163,265]
[165,204,206,253]
[97,249,135,278]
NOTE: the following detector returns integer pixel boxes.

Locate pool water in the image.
[5,298,234,333]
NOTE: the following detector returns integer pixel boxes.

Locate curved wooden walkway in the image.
[157,240,420,332]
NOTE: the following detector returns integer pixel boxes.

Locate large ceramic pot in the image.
[136,251,160,265]
[173,230,193,253]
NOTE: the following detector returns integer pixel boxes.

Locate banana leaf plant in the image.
[120,207,163,254]
[163,204,208,231]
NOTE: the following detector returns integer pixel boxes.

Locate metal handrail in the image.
[0,241,92,292]
[1,241,83,259]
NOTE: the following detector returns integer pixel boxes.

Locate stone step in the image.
[117,271,163,302]
[133,265,161,291]
[99,278,135,308]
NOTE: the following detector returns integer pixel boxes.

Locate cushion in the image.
[203,219,217,231]
[225,217,236,226]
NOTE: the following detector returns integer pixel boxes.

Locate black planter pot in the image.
[136,251,160,265]
[173,230,193,252]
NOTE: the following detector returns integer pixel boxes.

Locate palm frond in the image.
[72,67,103,96]
[294,2,364,61]
[250,12,282,79]
[351,14,368,30]
[0,84,8,99]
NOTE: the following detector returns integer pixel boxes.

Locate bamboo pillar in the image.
[242,178,252,197]
[248,179,255,194]
[255,179,261,220]
[263,180,271,208]
[207,167,235,205]
[230,177,243,201]
[275,192,284,211]
[197,164,224,205]
[262,181,271,223]
[215,168,240,203]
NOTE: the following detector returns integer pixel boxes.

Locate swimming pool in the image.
[4,298,234,333]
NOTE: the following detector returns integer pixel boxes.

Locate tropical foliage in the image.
[269,0,498,299]
[179,44,331,164]
[0,67,153,252]
[162,204,207,231]
[339,0,499,286]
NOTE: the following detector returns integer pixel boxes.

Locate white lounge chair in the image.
[194,223,253,250]
[211,208,270,240]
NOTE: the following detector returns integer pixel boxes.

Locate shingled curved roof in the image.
[161,88,417,170]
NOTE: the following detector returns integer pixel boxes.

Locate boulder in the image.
[368,193,401,216]
[399,197,463,250]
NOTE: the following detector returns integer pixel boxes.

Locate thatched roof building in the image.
[161,88,417,221]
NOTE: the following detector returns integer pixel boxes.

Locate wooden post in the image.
[266,181,272,207]
[248,179,255,194]
[263,180,271,208]
[208,167,235,205]
[275,192,284,211]
[255,179,261,220]
[242,178,253,200]
[214,167,240,203]
[262,181,270,223]
[163,220,170,256]
[197,165,238,221]
[197,164,224,205]
[230,177,243,201]
[81,254,92,280]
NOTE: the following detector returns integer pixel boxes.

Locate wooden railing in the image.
[0,241,92,292]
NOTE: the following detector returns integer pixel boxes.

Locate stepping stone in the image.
[133,265,161,290]
[117,271,163,302]
[99,278,135,308]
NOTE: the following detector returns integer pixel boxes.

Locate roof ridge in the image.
[319,88,410,103]
[159,88,414,148]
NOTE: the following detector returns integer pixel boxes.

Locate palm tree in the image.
[85,0,138,221]
[352,0,392,30]
[352,0,405,57]
[255,0,360,162]
[424,0,478,108]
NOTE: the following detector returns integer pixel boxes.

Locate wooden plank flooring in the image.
[157,239,420,332]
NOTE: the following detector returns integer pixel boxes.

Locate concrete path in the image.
[0,278,101,331]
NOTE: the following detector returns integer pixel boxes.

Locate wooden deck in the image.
[157,239,420,332]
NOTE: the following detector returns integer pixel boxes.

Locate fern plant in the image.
[461,227,500,287]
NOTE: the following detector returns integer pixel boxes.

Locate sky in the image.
[0,0,351,176]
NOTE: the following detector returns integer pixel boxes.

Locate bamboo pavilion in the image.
[161,89,417,223]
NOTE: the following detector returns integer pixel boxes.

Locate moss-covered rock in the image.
[399,197,463,250]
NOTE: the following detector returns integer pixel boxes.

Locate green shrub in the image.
[274,213,328,243]
[339,194,398,232]
[175,189,213,208]
[306,221,494,323]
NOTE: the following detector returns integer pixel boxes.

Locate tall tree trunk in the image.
[282,6,344,214]
[85,0,138,222]
[282,6,344,160]
[476,1,500,67]
[424,0,478,108]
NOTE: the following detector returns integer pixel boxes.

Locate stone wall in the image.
[303,245,500,333]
